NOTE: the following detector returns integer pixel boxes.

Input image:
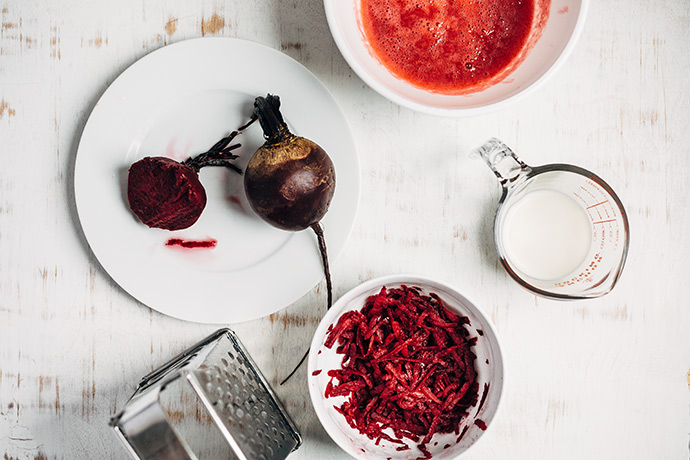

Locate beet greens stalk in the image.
[183,117,257,174]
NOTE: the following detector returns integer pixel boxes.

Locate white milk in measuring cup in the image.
[501,189,592,281]
[472,138,629,299]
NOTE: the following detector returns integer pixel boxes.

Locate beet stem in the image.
[280,222,332,386]
[237,113,258,131]
[280,349,309,386]
[254,95,291,143]
[184,116,258,173]
[311,222,333,309]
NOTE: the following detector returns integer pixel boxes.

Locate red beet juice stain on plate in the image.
[227,195,244,210]
[166,238,217,249]
[165,136,179,159]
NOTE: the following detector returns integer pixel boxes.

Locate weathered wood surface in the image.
[1,0,689,459]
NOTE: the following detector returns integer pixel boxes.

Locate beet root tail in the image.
[280,222,332,385]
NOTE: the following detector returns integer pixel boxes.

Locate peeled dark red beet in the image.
[128,157,207,231]
[126,129,251,231]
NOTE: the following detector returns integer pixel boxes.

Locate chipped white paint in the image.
[1,0,690,459]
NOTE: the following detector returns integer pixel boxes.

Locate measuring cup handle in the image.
[470,138,531,186]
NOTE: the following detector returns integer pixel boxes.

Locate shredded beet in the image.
[456,425,469,443]
[476,383,490,414]
[474,419,487,431]
[324,285,480,458]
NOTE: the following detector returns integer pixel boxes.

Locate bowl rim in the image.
[323,0,591,117]
[307,273,506,459]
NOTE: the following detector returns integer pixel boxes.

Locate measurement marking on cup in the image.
[586,200,609,209]
[592,219,617,225]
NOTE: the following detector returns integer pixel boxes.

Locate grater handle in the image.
[137,328,231,393]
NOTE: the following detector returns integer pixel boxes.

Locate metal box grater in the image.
[110,328,302,460]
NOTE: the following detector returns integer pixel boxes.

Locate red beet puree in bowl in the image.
[360,0,547,94]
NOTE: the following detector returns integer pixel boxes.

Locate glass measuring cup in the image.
[472,138,629,299]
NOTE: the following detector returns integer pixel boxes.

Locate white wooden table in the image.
[1,1,689,459]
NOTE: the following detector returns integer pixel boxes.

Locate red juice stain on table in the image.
[360,0,541,93]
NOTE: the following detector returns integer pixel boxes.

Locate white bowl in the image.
[324,0,589,116]
[308,274,505,459]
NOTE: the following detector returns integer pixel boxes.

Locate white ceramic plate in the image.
[309,274,505,460]
[74,38,359,324]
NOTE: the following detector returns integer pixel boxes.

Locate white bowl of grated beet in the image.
[308,274,504,459]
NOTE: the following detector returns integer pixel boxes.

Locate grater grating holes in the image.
[199,334,299,457]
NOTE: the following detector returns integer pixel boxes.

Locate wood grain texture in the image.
[1,0,689,459]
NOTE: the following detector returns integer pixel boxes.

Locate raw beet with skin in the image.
[243,95,336,385]
[128,157,207,231]
[244,95,335,231]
